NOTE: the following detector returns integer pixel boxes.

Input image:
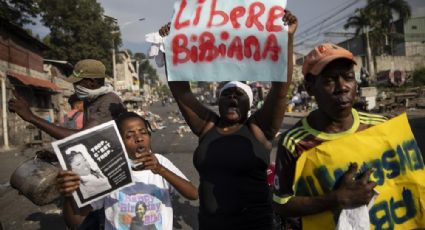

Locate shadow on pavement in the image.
[25,212,65,229]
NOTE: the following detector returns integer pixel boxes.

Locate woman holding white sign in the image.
[160,10,297,230]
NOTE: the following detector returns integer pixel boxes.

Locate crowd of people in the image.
[6,8,421,230]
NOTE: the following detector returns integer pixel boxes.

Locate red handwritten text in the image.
[172,32,281,65]
[174,0,285,32]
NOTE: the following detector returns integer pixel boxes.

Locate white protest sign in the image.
[52,121,134,207]
[165,0,288,82]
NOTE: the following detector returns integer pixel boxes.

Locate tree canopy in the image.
[133,52,159,86]
[37,0,121,74]
[0,0,39,26]
[344,0,411,56]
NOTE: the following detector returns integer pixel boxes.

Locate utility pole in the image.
[105,15,145,91]
[364,27,375,81]
[112,38,117,90]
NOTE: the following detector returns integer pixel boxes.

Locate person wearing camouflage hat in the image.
[8,59,126,139]
[272,44,387,229]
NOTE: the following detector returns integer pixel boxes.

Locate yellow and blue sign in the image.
[294,113,425,230]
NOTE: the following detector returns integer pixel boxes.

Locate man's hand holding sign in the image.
[161,1,297,229]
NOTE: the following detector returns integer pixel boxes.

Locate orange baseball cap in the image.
[302,43,356,76]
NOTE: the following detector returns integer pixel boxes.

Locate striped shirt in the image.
[273,109,387,205]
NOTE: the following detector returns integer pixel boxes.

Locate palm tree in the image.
[344,8,377,78]
[367,0,411,29]
[366,0,411,54]
[344,8,372,36]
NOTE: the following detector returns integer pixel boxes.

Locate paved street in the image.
[0,102,423,230]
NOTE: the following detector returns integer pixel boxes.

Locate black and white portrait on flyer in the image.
[52,120,134,207]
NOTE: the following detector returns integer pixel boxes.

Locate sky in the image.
[27,0,425,79]
[98,0,424,54]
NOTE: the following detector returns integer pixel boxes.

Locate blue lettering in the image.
[396,145,411,173]
[367,159,385,185]
[314,166,334,193]
[295,177,311,196]
[333,168,345,189]
[370,188,417,229]
[390,188,416,224]
[370,201,394,230]
[306,176,319,196]
[403,140,424,171]
[382,149,400,179]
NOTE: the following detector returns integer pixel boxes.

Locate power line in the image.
[295,16,352,47]
[296,0,362,40]
[296,0,361,38]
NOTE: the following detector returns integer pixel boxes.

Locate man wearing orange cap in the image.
[8,59,126,139]
[272,43,387,229]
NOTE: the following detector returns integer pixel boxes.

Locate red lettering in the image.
[172,34,191,65]
[266,6,285,32]
[246,2,265,31]
[230,6,246,29]
[174,0,190,30]
[199,32,219,62]
[193,0,206,26]
[190,46,198,62]
[220,31,229,40]
[228,36,243,61]
[171,31,283,65]
[262,34,281,62]
[244,36,261,61]
[207,0,229,27]
[218,44,226,57]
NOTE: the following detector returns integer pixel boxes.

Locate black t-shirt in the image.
[194,123,273,230]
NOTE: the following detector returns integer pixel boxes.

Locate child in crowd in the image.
[56,111,198,230]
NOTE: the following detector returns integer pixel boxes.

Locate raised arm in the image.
[251,11,298,140]
[8,90,78,139]
[139,153,198,200]
[159,24,217,137]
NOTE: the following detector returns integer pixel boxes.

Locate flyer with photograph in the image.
[52,120,134,207]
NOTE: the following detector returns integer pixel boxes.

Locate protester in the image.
[8,59,126,139]
[8,59,126,229]
[61,93,84,129]
[272,43,387,229]
[159,11,297,230]
[56,111,198,230]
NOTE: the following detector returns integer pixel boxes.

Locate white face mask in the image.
[74,84,113,101]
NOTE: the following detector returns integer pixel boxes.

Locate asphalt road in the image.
[0,102,423,230]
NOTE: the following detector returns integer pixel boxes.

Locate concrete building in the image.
[116,50,140,99]
[0,18,71,148]
[337,16,425,71]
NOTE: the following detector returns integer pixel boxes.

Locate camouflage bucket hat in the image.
[67,59,108,83]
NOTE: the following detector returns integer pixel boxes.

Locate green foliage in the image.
[0,0,39,26]
[413,68,425,86]
[156,84,171,97]
[37,0,121,74]
[129,52,159,90]
[138,59,158,85]
[344,0,411,56]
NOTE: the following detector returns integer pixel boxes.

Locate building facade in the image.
[0,18,71,148]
